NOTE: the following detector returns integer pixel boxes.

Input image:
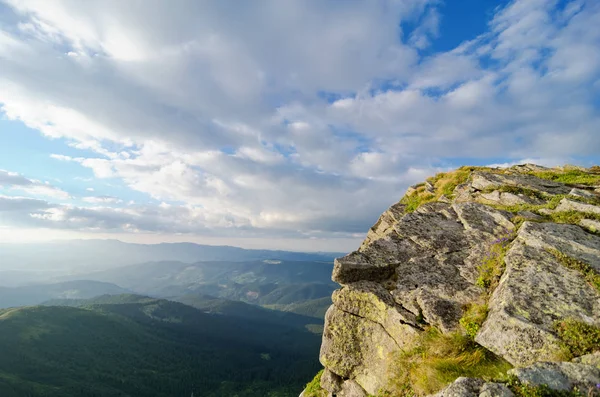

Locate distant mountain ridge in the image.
[0,280,129,309]
[0,239,343,275]
[61,260,337,302]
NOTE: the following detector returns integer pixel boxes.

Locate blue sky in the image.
[0,0,599,251]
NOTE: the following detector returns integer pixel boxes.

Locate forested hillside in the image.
[0,297,322,397]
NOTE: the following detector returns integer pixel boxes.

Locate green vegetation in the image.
[549,250,600,294]
[476,233,514,292]
[506,375,585,397]
[400,167,476,212]
[0,299,322,397]
[382,327,512,396]
[554,319,600,358]
[460,303,489,339]
[264,296,332,319]
[546,210,600,226]
[530,169,600,186]
[302,370,327,397]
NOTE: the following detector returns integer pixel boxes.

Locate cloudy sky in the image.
[0,0,599,252]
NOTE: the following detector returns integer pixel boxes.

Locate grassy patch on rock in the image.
[554,319,600,358]
[401,168,476,212]
[459,303,489,339]
[530,169,600,186]
[302,370,327,397]
[382,327,512,396]
[549,249,600,294]
[547,210,600,226]
[476,233,514,292]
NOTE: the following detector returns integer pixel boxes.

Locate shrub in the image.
[554,319,600,358]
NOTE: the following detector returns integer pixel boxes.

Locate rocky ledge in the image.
[301,164,600,397]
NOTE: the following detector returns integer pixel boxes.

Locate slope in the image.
[0,298,322,397]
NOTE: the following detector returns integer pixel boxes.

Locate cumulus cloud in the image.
[0,170,70,200]
[0,0,598,249]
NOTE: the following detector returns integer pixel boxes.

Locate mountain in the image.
[64,260,337,303]
[264,296,332,319]
[0,280,129,309]
[46,293,325,332]
[0,297,322,397]
[0,239,343,277]
[303,164,600,397]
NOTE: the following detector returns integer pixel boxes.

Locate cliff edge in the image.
[301,164,600,397]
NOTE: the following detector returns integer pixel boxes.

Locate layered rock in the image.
[302,164,600,397]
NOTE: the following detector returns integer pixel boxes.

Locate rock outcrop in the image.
[301,164,600,397]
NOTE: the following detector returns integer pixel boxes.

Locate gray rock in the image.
[317,165,600,395]
[555,198,600,216]
[332,281,419,346]
[319,305,399,395]
[320,368,342,394]
[569,188,598,199]
[431,377,485,397]
[517,210,545,220]
[431,379,515,397]
[361,202,406,249]
[337,379,368,397]
[516,221,600,272]
[508,361,600,391]
[573,352,600,368]
[439,194,452,203]
[471,172,571,195]
[478,383,514,397]
[476,222,600,366]
[479,190,541,206]
[580,219,600,234]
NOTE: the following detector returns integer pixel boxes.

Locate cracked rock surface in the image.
[302,164,600,397]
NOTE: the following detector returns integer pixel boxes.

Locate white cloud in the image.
[0,170,71,200]
[0,0,599,248]
[82,195,122,204]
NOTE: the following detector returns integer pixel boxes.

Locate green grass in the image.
[549,249,600,294]
[530,170,600,186]
[302,370,327,397]
[476,234,514,293]
[554,319,600,358]
[401,168,475,212]
[547,210,600,226]
[382,328,512,396]
[460,303,489,339]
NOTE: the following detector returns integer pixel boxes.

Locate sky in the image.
[0,0,599,252]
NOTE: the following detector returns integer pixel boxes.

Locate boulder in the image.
[476,222,600,366]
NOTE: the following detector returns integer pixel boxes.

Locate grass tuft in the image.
[401,169,474,213]
[530,170,600,186]
[459,303,489,339]
[554,319,600,358]
[382,328,512,396]
[476,233,514,292]
[302,370,327,397]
